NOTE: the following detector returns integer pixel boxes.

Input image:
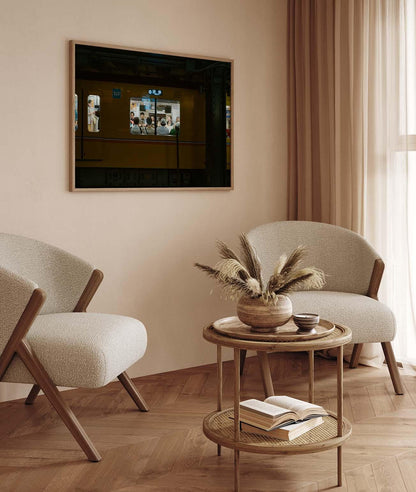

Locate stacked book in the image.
[239,395,327,441]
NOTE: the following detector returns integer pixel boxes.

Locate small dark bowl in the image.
[294,313,320,333]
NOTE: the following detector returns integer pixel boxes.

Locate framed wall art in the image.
[69,41,233,191]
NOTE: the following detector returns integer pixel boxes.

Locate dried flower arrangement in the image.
[195,234,325,304]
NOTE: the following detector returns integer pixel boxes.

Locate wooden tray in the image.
[212,316,335,342]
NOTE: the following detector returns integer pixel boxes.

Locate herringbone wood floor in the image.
[0,353,415,491]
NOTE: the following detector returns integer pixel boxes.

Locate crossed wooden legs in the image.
[349,342,404,395]
[25,384,41,405]
[25,373,149,411]
[349,343,363,368]
[22,370,149,461]
[0,288,149,462]
[18,339,101,461]
[381,342,404,395]
[118,372,149,411]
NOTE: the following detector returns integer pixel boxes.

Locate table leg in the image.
[234,449,240,492]
[234,348,240,491]
[257,351,275,397]
[308,350,314,403]
[337,345,344,487]
[337,446,342,487]
[217,345,222,456]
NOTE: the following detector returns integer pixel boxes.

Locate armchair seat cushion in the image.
[289,291,396,343]
[3,313,147,388]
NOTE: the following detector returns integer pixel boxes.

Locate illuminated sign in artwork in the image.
[70,42,232,190]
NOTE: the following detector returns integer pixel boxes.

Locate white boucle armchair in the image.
[244,220,403,395]
[0,233,148,461]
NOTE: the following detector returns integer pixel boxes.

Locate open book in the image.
[239,396,327,431]
[241,416,324,441]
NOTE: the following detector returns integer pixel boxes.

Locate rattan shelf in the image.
[203,409,352,455]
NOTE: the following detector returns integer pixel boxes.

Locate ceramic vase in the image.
[236,295,292,333]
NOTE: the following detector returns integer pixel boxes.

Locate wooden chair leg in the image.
[349,343,363,368]
[25,384,41,405]
[240,350,247,376]
[381,342,404,395]
[17,340,102,462]
[118,372,149,412]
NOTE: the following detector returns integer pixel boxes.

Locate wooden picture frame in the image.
[69,41,234,191]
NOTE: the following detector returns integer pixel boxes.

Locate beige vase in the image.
[237,295,293,332]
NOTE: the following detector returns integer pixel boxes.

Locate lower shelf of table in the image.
[203,409,351,455]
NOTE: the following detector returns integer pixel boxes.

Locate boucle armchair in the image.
[244,221,403,395]
[0,233,148,461]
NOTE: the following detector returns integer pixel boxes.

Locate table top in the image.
[203,321,352,352]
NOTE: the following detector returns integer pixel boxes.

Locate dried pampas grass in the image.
[195,238,325,303]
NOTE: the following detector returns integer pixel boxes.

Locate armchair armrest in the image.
[0,267,45,378]
[367,258,385,300]
[73,269,104,312]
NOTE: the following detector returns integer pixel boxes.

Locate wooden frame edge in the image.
[69,40,234,192]
[70,39,233,64]
[69,40,76,191]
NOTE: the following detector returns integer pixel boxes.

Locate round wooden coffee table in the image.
[202,319,352,491]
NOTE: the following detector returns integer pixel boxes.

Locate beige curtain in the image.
[288,0,414,366]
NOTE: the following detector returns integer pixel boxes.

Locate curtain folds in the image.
[288,0,414,366]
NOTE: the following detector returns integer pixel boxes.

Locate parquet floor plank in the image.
[344,463,378,492]
[140,429,188,479]
[372,457,407,492]
[367,383,396,416]
[396,450,416,492]
[348,385,376,422]
[0,356,415,491]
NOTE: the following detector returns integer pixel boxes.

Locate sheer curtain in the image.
[288,0,416,365]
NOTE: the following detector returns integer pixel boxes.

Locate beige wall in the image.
[0,0,288,402]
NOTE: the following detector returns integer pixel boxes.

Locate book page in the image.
[264,395,325,417]
[240,399,292,418]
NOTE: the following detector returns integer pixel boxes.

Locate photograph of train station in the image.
[73,43,231,189]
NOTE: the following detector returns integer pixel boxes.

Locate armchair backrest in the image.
[0,233,94,314]
[247,221,379,295]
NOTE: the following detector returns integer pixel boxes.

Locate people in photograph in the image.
[145,116,155,135]
[75,100,78,132]
[130,111,135,127]
[139,112,146,126]
[157,118,170,135]
[88,99,98,132]
[130,116,141,135]
[170,121,180,135]
[166,115,173,131]
[93,110,100,132]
